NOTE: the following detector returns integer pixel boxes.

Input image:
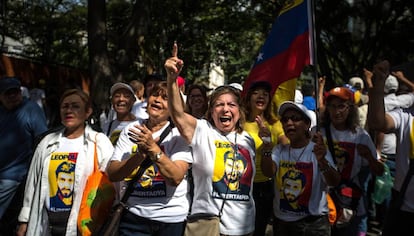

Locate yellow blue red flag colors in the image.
[243,0,312,108]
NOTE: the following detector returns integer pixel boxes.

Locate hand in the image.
[164,42,184,78]
[312,132,327,161]
[373,60,390,82]
[356,143,372,160]
[255,115,271,144]
[128,124,158,153]
[318,76,326,89]
[363,68,374,88]
[392,70,405,80]
[16,223,28,236]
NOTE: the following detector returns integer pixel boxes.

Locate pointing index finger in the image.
[172,41,178,57]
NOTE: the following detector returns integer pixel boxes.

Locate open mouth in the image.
[219,116,231,122]
[149,103,162,110]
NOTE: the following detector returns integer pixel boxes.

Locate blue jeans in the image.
[119,210,185,236]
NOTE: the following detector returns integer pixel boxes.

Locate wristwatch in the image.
[150,151,163,162]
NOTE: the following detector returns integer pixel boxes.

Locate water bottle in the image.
[372,165,393,204]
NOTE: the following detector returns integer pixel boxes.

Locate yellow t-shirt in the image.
[244,120,285,182]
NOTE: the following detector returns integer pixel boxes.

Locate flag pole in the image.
[309,0,320,130]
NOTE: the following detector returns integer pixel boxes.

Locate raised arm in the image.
[367,60,395,132]
[392,70,414,92]
[165,43,197,144]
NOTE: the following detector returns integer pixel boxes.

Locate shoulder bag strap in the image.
[120,123,173,203]
[325,122,336,165]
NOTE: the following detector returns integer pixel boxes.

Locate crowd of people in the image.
[1,55,413,236]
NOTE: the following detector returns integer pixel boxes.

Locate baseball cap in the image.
[0,77,21,94]
[349,77,364,90]
[384,75,399,93]
[326,87,354,102]
[248,81,271,92]
[229,82,243,91]
[110,82,135,98]
[278,101,313,123]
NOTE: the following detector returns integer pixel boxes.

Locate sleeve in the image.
[18,138,48,222]
[165,129,193,164]
[96,132,115,171]
[111,121,138,162]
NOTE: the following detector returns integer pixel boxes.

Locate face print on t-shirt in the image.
[212,140,253,201]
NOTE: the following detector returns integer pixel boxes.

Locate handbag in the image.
[99,123,173,236]
[184,213,220,236]
[77,134,116,236]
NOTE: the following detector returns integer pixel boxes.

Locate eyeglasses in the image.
[327,103,349,112]
[281,115,303,123]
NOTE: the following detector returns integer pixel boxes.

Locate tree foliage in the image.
[2,0,414,107]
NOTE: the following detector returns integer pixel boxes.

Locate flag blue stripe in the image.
[254,0,308,66]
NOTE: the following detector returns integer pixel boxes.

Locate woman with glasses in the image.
[318,85,384,236]
[165,43,256,236]
[261,101,340,236]
[242,81,289,236]
[185,84,209,119]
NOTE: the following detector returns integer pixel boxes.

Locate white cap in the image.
[110,82,135,97]
[229,83,243,91]
[278,101,313,123]
[349,77,364,90]
[384,75,398,93]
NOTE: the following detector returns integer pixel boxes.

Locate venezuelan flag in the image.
[243,0,312,109]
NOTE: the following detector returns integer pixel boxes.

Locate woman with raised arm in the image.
[165,43,256,236]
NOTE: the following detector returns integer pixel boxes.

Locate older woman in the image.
[165,43,255,236]
[107,81,192,236]
[318,85,384,236]
[261,101,340,236]
[17,89,114,236]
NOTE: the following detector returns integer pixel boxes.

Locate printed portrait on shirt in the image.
[333,141,355,180]
[277,161,313,215]
[212,140,253,201]
[48,152,78,211]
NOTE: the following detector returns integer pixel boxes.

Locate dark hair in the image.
[206,86,245,133]
[243,85,276,124]
[149,81,168,99]
[185,84,208,116]
[301,83,314,96]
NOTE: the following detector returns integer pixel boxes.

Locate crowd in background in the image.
[1,59,413,236]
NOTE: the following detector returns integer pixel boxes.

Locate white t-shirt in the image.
[382,93,414,155]
[111,120,192,223]
[271,142,335,222]
[319,124,377,216]
[190,119,256,235]
[131,100,149,120]
[46,136,84,212]
[388,108,414,212]
[102,119,137,145]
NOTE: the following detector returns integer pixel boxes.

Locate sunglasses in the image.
[281,115,304,123]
